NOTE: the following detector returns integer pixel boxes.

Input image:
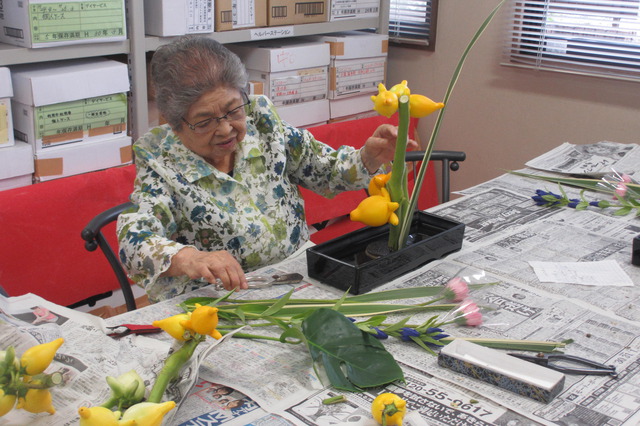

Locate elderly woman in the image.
[117,36,415,302]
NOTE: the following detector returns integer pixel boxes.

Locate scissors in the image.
[214,272,304,291]
[106,324,162,338]
[508,352,618,377]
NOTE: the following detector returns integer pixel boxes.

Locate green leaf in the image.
[301,308,404,392]
[257,289,295,318]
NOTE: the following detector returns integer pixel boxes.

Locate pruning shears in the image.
[508,352,618,377]
[214,272,304,290]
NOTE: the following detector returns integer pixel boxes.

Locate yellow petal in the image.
[20,338,64,375]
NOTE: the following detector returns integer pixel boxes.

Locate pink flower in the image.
[621,174,633,183]
[443,277,469,302]
[615,182,628,198]
[454,300,483,327]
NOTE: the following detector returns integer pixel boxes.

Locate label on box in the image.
[331,58,385,98]
[0,103,8,145]
[28,0,126,46]
[331,0,379,20]
[36,93,127,147]
[187,0,214,32]
[232,0,257,28]
[268,68,328,106]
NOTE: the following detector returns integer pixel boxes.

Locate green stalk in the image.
[507,170,640,194]
[397,0,507,247]
[387,95,411,251]
[147,337,203,403]
[440,337,566,352]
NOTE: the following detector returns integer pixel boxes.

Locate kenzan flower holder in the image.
[306,211,465,294]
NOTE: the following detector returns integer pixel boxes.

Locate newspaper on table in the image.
[3,142,640,425]
[524,141,640,178]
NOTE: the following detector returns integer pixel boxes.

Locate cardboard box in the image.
[267,0,328,26]
[330,0,380,21]
[247,66,328,106]
[10,58,130,152]
[215,0,268,31]
[329,56,386,99]
[229,39,330,73]
[329,94,375,120]
[310,31,388,59]
[34,135,132,182]
[144,0,213,36]
[276,99,329,128]
[0,68,15,148]
[0,141,34,191]
[0,0,126,48]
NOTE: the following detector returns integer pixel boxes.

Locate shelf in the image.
[0,41,129,67]
[144,18,381,51]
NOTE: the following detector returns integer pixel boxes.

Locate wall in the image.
[387,0,640,197]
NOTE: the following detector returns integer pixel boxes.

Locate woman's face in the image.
[175,86,247,171]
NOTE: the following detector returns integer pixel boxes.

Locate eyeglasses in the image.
[182,93,249,134]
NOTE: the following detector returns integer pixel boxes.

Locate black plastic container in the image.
[306,211,465,294]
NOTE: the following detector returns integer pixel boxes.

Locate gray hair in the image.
[150,36,248,130]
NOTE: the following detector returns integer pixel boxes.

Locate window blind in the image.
[504,0,640,81]
[389,0,438,48]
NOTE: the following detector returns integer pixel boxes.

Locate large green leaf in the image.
[301,308,404,392]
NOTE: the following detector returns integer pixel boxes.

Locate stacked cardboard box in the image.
[144,0,214,36]
[229,40,331,127]
[0,0,126,48]
[309,31,388,120]
[10,58,132,182]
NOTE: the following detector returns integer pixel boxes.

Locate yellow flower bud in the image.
[181,304,222,339]
[389,80,411,97]
[368,172,391,196]
[0,389,17,417]
[16,389,56,415]
[120,401,176,426]
[372,392,407,426]
[152,313,191,341]
[371,84,398,118]
[20,337,64,375]
[409,94,444,118]
[78,406,126,426]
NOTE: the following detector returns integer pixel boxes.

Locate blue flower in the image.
[190,205,206,222]
[273,185,285,199]
[274,161,284,175]
[371,327,389,339]
[400,327,420,341]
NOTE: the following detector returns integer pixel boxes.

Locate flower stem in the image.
[388,95,411,251]
[147,337,203,403]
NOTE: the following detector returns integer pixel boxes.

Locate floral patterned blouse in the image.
[117,95,373,302]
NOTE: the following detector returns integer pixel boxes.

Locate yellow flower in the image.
[409,94,444,118]
[20,337,64,375]
[350,188,400,227]
[16,389,56,415]
[181,304,222,339]
[371,84,399,118]
[152,313,191,341]
[120,401,176,426]
[78,406,129,426]
[372,392,407,426]
[0,389,16,417]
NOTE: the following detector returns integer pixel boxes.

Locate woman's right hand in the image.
[164,247,248,291]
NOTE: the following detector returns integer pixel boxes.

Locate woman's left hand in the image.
[360,124,419,174]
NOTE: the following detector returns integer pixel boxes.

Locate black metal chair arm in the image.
[404,150,467,203]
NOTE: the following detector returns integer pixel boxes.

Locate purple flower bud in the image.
[399,327,420,341]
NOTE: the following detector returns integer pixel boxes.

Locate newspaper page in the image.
[524,141,640,178]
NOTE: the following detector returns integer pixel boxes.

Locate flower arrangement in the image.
[349,0,507,251]
[511,169,640,217]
